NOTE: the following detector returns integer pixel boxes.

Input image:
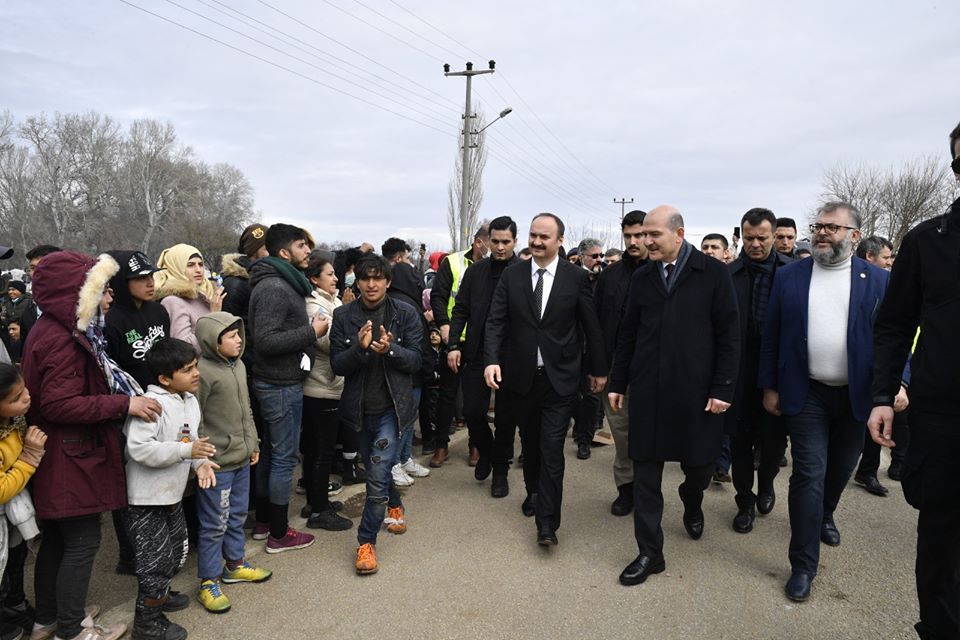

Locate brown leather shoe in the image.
[468,446,480,467]
[429,447,449,468]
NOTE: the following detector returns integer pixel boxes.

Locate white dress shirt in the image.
[532,254,560,366]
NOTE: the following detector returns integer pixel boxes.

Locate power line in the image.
[386,0,486,60]
[349,0,464,61]
[316,0,440,61]
[199,0,460,116]
[161,0,453,129]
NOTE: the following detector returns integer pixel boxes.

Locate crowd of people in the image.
[0,121,956,640]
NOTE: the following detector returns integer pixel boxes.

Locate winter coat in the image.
[104,252,170,390]
[124,384,204,506]
[304,290,344,400]
[610,247,741,466]
[221,254,258,368]
[156,280,211,355]
[330,296,422,432]
[448,255,520,363]
[247,260,316,385]
[593,256,646,367]
[23,251,130,520]
[196,312,259,471]
[0,427,36,505]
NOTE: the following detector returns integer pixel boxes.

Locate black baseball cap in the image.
[123,251,161,278]
[0,246,13,260]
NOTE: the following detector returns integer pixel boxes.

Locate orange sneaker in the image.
[385,506,407,534]
[355,543,378,575]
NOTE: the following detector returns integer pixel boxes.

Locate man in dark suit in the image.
[447,216,520,494]
[724,208,792,534]
[759,202,889,602]
[484,213,607,546]
[608,205,740,586]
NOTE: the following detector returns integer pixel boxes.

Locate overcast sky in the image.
[2,0,958,250]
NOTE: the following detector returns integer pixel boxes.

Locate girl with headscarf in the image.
[154,244,226,354]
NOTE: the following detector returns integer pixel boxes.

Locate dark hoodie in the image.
[104,250,171,390]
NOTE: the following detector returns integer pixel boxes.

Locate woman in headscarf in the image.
[154,244,226,354]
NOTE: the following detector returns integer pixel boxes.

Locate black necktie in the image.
[534,268,546,318]
[664,263,675,287]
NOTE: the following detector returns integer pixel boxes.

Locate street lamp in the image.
[476,107,513,135]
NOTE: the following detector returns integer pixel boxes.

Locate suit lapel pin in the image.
[860,273,866,279]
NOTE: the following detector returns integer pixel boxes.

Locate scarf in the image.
[744,251,777,338]
[264,256,313,297]
[86,311,143,397]
[0,415,27,444]
[659,241,693,292]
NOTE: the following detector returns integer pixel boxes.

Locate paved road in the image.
[45,428,920,640]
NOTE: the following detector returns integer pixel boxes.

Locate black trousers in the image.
[434,354,461,448]
[571,383,601,445]
[902,412,960,640]
[461,362,493,459]
[34,514,102,640]
[124,504,188,610]
[731,398,787,510]
[633,460,713,558]
[504,371,576,532]
[857,407,910,476]
[302,396,340,514]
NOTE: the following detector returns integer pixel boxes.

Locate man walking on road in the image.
[868,121,960,640]
[484,213,607,547]
[608,205,740,586]
[759,202,889,602]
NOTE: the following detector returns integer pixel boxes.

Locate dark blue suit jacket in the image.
[757,256,889,422]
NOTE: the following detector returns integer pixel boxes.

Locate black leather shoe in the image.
[854,473,889,496]
[732,507,755,534]
[785,572,813,602]
[611,483,633,516]
[521,493,537,517]
[474,456,492,481]
[820,518,841,546]
[619,554,666,586]
[679,487,704,539]
[491,473,509,498]
[576,442,591,460]
[536,528,558,546]
[757,490,776,515]
[887,460,903,481]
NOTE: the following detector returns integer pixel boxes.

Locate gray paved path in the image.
[43,428,919,639]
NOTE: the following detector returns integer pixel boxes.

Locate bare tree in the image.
[821,156,956,246]
[447,112,488,251]
[565,221,619,254]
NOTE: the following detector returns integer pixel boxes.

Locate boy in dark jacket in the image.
[330,254,422,576]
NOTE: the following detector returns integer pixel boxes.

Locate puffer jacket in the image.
[23,251,129,520]
[330,296,422,432]
[304,289,343,400]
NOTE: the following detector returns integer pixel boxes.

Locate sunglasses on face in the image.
[586,253,603,259]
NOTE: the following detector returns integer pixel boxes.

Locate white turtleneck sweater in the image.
[807,256,851,386]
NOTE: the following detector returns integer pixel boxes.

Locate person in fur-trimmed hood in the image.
[23,250,164,640]
[154,243,226,355]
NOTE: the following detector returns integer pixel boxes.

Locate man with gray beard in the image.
[758,202,890,602]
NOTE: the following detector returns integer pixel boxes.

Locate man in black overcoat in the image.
[609,205,740,586]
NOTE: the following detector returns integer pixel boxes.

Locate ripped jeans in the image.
[357,411,404,546]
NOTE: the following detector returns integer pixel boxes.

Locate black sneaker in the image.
[340,460,367,485]
[162,590,190,612]
[2,600,34,636]
[328,480,343,496]
[306,508,353,531]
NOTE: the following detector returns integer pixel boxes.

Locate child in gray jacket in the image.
[123,338,218,640]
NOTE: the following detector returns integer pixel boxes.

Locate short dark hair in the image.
[531,212,565,238]
[604,248,622,259]
[380,237,411,261]
[0,362,23,401]
[856,235,894,260]
[518,247,532,257]
[25,245,61,261]
[265,224,309,257]
[305,255,333,280]
[775,217,797,232]
[622,210,646,228]
[702,233,729,249]
[489,216,517,238]
[741,207,778,229]
[950,121,960,158]
[474,222,490,240]
[355,254,392,282]
[146,338,197,381]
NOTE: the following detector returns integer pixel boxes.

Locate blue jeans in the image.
[357,411,403,546]
[196,465,250,580]
[253,381,304,507]
[783,380,865,576]
[398,388,422,464]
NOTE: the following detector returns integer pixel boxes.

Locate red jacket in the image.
[23,251,129,520]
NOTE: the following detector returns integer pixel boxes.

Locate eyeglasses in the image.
[809,223,858,235]
[952,156,960,173]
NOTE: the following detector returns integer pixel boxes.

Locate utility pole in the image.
[445,61,496,251]
[614,197,634,249]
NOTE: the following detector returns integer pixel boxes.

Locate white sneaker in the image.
[391,463,414,487]
[401,458,431,478]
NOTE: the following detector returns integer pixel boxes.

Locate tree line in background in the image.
[0,110,254,269]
